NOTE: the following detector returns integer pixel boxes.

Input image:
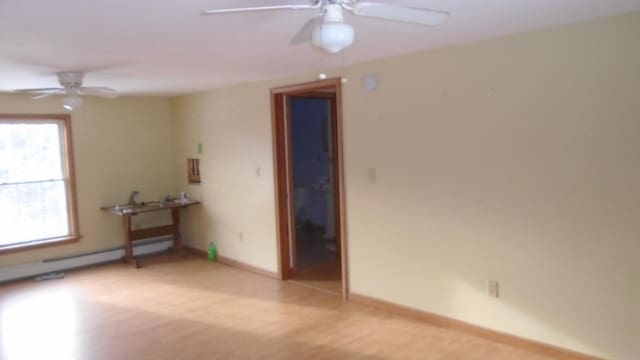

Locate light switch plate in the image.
[368,168,377,183]
[488,280,500,298]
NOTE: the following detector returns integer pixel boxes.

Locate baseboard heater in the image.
[0,237,173,283]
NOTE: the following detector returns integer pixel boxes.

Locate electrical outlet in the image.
[255,165,261,177]
[238,232,244,242]
[488,280,500,298]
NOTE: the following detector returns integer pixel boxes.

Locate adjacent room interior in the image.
[1,1,639,359]
[289,91,342,294]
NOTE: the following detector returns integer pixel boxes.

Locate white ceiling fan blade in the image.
[33,90,64,100]
[289,14,323,45]
[78,87,118,98]
[352,3,449,26]
[201,2,318,15]
[14,87,63,93]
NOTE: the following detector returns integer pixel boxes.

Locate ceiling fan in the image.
[14,72,118,111]
[201,0,449,53]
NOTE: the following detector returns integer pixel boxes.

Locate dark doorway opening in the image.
[290,95,340,293]
[271,78,347,298]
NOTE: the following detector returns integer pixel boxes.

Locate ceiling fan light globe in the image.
[312,22,354,53]
[62,95,83,111]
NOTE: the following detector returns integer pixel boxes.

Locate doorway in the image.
[271,78,347,298]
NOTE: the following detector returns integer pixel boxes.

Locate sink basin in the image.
[116,204,135,210]
[102,199,199,216]
[113,202,164,214]
[115,205,138,214]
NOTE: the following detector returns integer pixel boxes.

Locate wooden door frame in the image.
[270,78,349,300]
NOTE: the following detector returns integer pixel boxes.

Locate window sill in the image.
[0,235,82,255]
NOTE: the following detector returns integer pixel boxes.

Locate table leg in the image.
[121,214,140,268]
[170,207,184,254]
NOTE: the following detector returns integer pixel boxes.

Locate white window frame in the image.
[0,114,80,254]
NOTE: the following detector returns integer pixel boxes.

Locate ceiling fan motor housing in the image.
[323,3,345,22]
[57,72,84,88]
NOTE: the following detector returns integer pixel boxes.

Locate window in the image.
[0,115,79,253]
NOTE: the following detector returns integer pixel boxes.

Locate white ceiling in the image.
[1,0,639,96]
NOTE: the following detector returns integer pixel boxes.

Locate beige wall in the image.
[170,86,282,271]
[343,12,639,359]
[0,94,175,266]
[170,12,640,359]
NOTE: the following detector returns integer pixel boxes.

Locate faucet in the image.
[128,190,139,206]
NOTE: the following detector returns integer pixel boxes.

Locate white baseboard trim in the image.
[0,237,172,283]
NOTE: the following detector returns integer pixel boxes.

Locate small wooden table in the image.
[101,200,200,268]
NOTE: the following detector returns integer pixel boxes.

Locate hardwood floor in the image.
[291,259,342,295]
[0,255,553,360]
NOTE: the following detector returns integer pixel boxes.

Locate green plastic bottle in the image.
[207,242,217,262]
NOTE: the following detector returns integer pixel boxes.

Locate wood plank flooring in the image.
[0,255,553,360]
[291,259,342,295]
